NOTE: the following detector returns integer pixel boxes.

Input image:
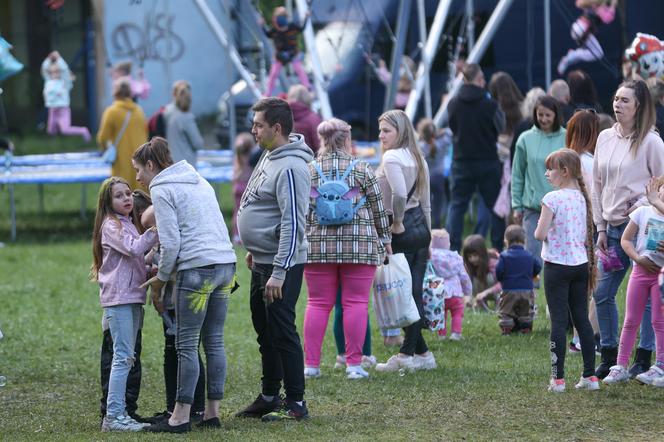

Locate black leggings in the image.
[400,248,429,356]
[543,262,595,379]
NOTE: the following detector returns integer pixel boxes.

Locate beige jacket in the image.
[592,124,664,230]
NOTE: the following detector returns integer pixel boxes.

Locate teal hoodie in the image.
[511,126,566,211]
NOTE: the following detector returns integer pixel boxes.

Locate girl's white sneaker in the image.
[575,375,600,391]
[548,378,565,393]
[304,367,321,379]
[603,365,629,384]
[346,365,370,379]
[375,355,414,373]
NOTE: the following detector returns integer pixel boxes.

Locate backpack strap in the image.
[340,159,359,181]
[406,178,418,203]
[312,160,327,183]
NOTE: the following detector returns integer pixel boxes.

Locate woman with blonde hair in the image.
[302,118,391,379]
[374,109,435,373]
[592,79,664,378]
[163,80,204,167]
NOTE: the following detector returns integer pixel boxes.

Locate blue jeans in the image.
[522,209,543,268]
[104,303,142,418]
[446,160,505,251]
[175,263,235,404]
[474,197,490,237]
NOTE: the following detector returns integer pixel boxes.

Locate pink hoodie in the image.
[98,215,158,308]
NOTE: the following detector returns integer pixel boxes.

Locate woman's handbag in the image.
[391,180,431,254]
[102,111,131,164]
[372,253,420,329]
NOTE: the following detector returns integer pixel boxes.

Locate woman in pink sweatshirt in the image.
[592,79,664,378]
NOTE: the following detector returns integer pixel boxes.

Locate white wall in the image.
[101,0,235,117]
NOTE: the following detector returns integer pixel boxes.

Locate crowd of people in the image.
[38,5,658,432]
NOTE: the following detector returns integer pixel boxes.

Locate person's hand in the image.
[141,276,165,313]
[512,210,523,225]
[378,59,387,69]
[391,222,405,234]
[637,256,660,274]
[657,240,664,254]
[264,276,284,304]
[596,231,608,254]
[384,243,393,255]
[646,177,659,206]
[245,252,253,270]
[257,16,265,26]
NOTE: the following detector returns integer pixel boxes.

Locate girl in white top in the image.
[534,148,598,393]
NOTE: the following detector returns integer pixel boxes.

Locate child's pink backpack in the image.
[595,5,615,25]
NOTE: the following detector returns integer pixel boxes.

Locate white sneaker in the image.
[346,365,370,379]
[449,333,462,341]
[652,375,664,388]
[304,367,321,379]
[361,355,377,369]
[603,365,629,384]
[548,378,565,393]
[412,352,437,370]
[636,365,664,385]
[101,414,146,432]
[333,354,346,370]
[575,375,600,391]
[375,354,414,373]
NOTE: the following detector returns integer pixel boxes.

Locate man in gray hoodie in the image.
[236,97,313,422]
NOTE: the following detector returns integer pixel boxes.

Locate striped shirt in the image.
[306,151,391,265]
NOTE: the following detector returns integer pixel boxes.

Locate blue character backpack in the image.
[310,159,366,226]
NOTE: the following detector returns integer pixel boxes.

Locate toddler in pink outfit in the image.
[430,229,472,340]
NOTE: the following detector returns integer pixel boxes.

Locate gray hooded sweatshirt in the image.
[237,134,313,280]
[150,160,236,281]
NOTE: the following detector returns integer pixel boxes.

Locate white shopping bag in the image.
[372,253,420,329]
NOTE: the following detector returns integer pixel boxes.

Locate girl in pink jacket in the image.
[91,176,158,432]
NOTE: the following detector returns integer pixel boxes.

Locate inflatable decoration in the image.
[625,33,664,81]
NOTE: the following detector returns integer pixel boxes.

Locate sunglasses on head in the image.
[574,107,598,115]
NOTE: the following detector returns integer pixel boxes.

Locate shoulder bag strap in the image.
[114,111,132,146]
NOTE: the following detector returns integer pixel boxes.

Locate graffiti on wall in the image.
[110,13,185,64]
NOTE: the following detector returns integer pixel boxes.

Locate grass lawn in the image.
[1,136,663,440]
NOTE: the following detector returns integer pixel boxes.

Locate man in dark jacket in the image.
[446,63,506,251]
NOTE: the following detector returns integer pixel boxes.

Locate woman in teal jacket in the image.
[511,96,566,265]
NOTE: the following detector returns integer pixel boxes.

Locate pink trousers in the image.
[47,107,91,141]
[304,263,376,367]
[265,58,311,97]
[617,264,664,367]
[438,296,465,336]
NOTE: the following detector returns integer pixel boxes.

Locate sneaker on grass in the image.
[304,367,321,379]
[361,355,377,369]
[375,354,414,373]
[235,394,282,418]
[334,354,346,370]
[101,414,147,432]
[548,378,565,393]
[261,400,309,422]
[603,365,629,384]
[346,365,369,379]
[449,332,462,341]
[412,352,437,370]
[635,365,664,385]
[575,375,600,390]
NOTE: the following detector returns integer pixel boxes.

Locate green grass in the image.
[2,135,664,440]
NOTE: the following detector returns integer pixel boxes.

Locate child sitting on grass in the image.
[462,234,501,311]
[91,177,158,431]
[430,229,471,340]
[496,224,541,335]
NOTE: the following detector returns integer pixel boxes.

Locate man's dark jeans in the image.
[446,159,505,251]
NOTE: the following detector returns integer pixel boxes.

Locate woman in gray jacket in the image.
[164,80,205,167]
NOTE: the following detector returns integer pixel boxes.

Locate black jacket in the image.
[448,84,505,162]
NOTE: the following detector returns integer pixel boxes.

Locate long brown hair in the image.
[131,189,152,233]
[173,80,192,112]
[378,109,428,197]
[91,177,131,281]
[133,136,174,171]
[461,234,489,281]
[416,118,437,159]
[544,148,596,294]
[616,79,657,155]
[488,71,524,135]
[566,110,599,155]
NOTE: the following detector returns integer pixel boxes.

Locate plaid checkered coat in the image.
[306,150,391,265]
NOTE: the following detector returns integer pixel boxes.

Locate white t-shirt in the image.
[541,188,588,266]
[580,152,593,193]
[629,206,664,267]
